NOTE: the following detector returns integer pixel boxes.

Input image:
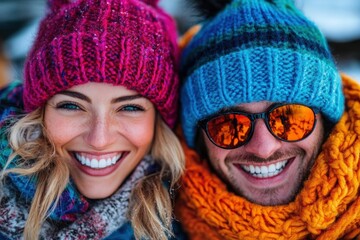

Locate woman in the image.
[0,0,184,239]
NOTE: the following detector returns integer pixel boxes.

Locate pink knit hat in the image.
[23,0,179,128]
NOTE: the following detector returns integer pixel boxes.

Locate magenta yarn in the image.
[24,0,179,128]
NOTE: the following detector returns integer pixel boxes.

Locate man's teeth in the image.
[75,153,122,169]
[241,160,288,178]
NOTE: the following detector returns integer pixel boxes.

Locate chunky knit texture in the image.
[23,0,179,128]
[176,74,360,239]
[180,0,344,147]
[0,154,156,239]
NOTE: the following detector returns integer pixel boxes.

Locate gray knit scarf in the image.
[0,155,155,240]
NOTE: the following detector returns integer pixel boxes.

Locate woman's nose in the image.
[85,115,117,150]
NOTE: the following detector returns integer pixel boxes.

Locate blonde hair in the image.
[0,109,184,240]
[0,107,69,240]
[129,114,184,240]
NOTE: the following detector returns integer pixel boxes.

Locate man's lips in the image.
[73,152,124,169]
[235,158,294,178]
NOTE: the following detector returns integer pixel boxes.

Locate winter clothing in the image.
[105,219,186,240]
[0,157,152,240]
[23,0,179,128]
[180,0,344,147]
[176,74,360,239]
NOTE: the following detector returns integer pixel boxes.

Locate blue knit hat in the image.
[181,0,344,147]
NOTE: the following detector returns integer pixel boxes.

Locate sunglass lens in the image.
[268,104,315,141]
[206,113,252,148]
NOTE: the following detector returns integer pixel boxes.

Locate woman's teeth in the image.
[74,153,122,169]
[241,160,288,178]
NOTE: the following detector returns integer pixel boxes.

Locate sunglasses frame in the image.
[198,103,319,149]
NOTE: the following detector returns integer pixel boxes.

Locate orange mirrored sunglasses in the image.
[198,103,318,149]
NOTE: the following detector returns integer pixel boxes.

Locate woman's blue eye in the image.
[56,102,81,110]
[121,105,143,112]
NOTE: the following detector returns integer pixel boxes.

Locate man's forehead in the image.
[221,101,274,113]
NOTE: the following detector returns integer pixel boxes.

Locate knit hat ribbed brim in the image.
[180,0,344,147]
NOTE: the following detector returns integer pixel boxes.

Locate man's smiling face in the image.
[202,101,325,205]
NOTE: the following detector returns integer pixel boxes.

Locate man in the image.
[176,0,360,239]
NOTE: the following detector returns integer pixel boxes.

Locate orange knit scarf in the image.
[176,75,360,240]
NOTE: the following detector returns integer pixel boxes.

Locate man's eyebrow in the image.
[219,106,238,112]
[219,102,275,113]
[58,91,91,102]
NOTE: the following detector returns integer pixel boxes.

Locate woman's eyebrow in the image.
[111,94,143,104]
[58,91,91,102]
[57,91,144,104]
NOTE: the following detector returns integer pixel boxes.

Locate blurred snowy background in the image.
[0,0,359,87]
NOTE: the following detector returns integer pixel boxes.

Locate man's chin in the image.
[227,177,299,206]
[238,189,295,206]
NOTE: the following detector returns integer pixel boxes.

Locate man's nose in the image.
[242,119,282,159]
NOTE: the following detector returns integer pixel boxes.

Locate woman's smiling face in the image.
[44,82,156,199]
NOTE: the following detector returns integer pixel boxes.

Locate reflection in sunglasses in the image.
[201,104,317,149]
[269,105,315,141]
